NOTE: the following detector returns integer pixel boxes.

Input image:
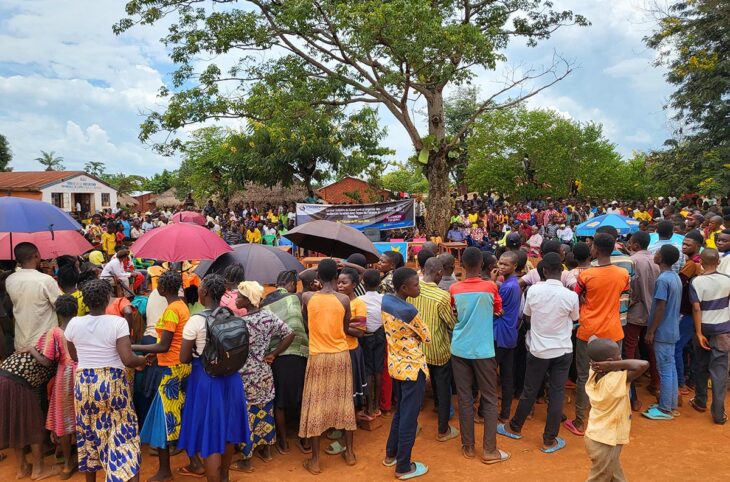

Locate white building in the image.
[0,171,118,216]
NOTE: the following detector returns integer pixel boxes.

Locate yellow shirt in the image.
[706,229,722,249]
[346,298,367,350]
[101,232,116,255]
[467,213,478,227]
[246,229,262,244]
[633,211,652,222]
[382,294,431,381]
[585,369,631,446]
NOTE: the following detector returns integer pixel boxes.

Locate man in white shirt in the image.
[101,247,132,289]
[557,224,574,245]
[142,215,155,233]
[5,242,61,349]
[498,253,579,452]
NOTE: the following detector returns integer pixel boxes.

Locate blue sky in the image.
[0,1,673,176]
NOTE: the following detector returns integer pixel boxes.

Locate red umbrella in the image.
[0,231,93,260]
[171,211,207,226]
[129,223,232,262]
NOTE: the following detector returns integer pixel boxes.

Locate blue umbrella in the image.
[0,197,82,259]
[575,214,641,237]
[0,197,81,232]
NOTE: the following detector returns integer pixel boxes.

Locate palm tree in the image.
[35,151,65,171]
[84,161,106,178]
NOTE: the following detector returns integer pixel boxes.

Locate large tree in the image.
[0,133,11,172]
[35,150,65,171]
[116,0,588,234]
[466,106,630,200]
[645,0,730,195]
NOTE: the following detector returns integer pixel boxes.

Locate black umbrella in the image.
[195,244,304,284]
[283,220,380,263]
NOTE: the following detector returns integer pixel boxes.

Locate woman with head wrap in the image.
[231,281,295,472]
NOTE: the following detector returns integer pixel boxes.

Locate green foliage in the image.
[0,133,11,172]
[381,162,429,194]
[645,0,730,195]
[84,161,106,178]
[35,150,64,171]
[116,0,588,233]
[142,169,177,194]
[177,127,243,201]
[466,106,633,199]
[100,173,145,196]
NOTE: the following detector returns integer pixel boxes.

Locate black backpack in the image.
[197,307,250,377]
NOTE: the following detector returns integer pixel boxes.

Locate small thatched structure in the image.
[118,194,139,207]
[151,188,182,208]
[228,182,308,206]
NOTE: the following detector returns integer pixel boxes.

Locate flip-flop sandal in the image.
[461,445,475,459]
[715,413,728,425]
[540,437,566,454]
[641,406,673,420]
[397,462,428,480]
[481,449,510,465]
[563,420,584,436]
[17,464,32,480]
[688,398,706,413]
[327,430,343,441]
[302,459,321,476]
[436,426,460,442]
[296,439,313,454]
[341,451,357,466]
[383,457,397,467]
[496,423,522,440]
[325,440,346,456]
[176,467,205,478]
[229,461,254,473]
[31,465,61,481]
[275,443,290,455]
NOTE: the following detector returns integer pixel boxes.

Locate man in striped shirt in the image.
[408,257,458,442]
[689,249,730,425]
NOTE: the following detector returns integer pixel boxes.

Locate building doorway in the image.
[73,193,93,217]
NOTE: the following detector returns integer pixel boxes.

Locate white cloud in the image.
[0,0,674,176]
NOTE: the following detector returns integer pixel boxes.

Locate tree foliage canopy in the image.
[0,133,12,172]
[380,162,428,195]
[644,0,730,195]
[116,0,588,234]
[466,106,636,200]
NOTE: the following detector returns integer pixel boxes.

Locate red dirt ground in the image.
[1,383,727,482]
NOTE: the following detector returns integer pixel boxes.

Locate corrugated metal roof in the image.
[0,171,94,191]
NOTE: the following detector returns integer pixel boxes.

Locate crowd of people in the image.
[0,192,729,482]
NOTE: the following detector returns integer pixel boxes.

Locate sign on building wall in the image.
[57,175,105,191]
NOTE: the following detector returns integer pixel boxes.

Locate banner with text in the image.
[296,200,415,231]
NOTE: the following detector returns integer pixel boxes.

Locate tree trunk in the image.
[424,90,451,237]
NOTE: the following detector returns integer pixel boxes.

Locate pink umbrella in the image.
[171,211,207,226]
[0,231,93,260]
[129,223,232,262]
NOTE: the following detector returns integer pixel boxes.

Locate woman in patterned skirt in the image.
[230,281,294,473]
[299,259,359,475]
[65,279,148,482]
[132,271,192,482]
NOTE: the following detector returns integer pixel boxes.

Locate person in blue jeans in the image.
[676,230,704,393]
[643,244,683,420]
[382,268,431,479]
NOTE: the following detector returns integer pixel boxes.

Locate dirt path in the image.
[1,386,727,482]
